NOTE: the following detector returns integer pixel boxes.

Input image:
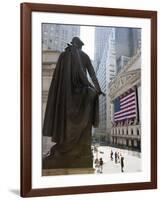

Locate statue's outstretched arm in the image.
[86,56,105,96]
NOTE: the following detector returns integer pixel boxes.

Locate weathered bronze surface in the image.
[43,37,103,169]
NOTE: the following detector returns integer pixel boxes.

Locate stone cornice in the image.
[108,49,141,100]
[109,69,141,100]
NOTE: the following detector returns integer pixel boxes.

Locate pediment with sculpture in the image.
[109,68,141,100]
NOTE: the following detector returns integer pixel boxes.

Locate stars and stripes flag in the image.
[114,88,137,122]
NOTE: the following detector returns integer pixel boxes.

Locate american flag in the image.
[114,88,137,122]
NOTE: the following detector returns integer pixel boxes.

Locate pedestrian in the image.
[117,152,120,163]
[94,158,99,168]
[115,151,118,164]
[99,158,104,173]
[121,155,124,172]
[110,150,113,161]
[94,145,98,153]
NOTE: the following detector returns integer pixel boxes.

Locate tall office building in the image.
[115,28,141,73]
[94,27,111,72]
[93,27,141,146]
[93,27,116,144]
[42,24,80,52]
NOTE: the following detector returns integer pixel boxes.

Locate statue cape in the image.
[43,46,99,153]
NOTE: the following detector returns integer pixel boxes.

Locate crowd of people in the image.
[110,150,124,172]
[94,157,104,173]
[93,146,125,173]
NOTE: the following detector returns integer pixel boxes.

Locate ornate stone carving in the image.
[109,69,140,100]
[108,49,141,100]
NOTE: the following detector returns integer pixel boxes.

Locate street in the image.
[93,146,141,174]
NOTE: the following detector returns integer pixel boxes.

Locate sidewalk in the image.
[93,146,141,174]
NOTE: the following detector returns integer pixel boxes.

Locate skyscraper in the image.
[42,24,80,51]
[94,27,111,72]
[93,27,141,145]
[93,27,116,144]
[115,28,141,73]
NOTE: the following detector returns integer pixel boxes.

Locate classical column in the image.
[110,101,115,124]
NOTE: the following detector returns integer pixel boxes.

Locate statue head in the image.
[71,37,84,49]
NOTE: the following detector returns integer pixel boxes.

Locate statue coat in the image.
[43,45,101,155]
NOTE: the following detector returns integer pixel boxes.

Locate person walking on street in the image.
[121,155,124,172]
[115,151,118,164]
[99,158,103,173]
[117,152,120,163]
[95,158,99,168]
[110,150,113,161]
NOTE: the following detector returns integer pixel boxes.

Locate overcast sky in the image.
[80,26,95,60]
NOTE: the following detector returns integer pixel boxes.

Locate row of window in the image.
[111,128,140,136]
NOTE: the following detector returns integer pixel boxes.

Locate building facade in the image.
[42,50,60,155]
[115,28,141,73]
[94,27,111,72]
[108,49,141,151]
[42,24,80,51]
[93,28,116,144]
[93,27,141,148]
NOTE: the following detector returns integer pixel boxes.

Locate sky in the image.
[80,26,95,60]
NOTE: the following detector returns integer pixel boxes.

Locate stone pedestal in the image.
[42,168,95,176]
[43,153,93,169]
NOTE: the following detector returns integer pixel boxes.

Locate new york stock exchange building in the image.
[108,49,141,152]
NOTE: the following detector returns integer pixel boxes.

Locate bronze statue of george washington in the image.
[43,37,104,169]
